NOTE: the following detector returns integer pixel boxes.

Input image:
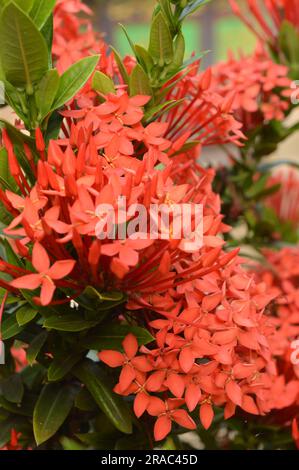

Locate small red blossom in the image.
[10,242,76,305]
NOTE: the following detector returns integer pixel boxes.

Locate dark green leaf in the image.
[27,331,48,365]
[33,383,75,445]
[81,324,154,350]
[43,314,98,332]
[74,361,132,434]
[48,353,82,382]
[1,314,25,340]
[0,374,24,404]
[16,304,37,326]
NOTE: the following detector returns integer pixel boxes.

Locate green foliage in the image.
[0,3,98,132]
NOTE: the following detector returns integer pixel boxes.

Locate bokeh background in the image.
[87,0,255,65]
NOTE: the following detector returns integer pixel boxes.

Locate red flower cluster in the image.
[53,0,112,74]
[230,0,299,46]
[212,48,291,132]
[160,64,245,147]
[0,80,278,440]
[252,247,299,442]
[100,257,277,441]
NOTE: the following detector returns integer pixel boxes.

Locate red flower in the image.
[99,333,152,392]
[10,243,75,305]
[147,397,196,441]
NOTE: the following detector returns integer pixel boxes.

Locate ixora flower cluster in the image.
[0,0,299,451]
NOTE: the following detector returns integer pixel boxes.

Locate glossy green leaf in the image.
[172,31,185,68]
[0,147,18,192]
[179,0,210,21]
[16,304,37,326]
[92,70,115,95]
[149,11,173,66]
[26,331,48,365]
[135,44,154,72]
[33,383,75,445]
[129,64,152,96]
[30,0,56,30]
[52,55,99,109]
[110,46,129,84]
[0,2,48,91]
[48,353,82,382]
[74,361,133,434]
[81,324,154,351]
[36,69,60,121]
[44,314,98,332]
[1,314,25,340]
[0,0,34,13]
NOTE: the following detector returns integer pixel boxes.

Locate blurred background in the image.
[87,0,256,66]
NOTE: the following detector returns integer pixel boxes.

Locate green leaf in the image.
[172,31,185,68]
[279,21,299,67]
[16,304,37,326]
[74,361,133,435]
[77,286,126,312]
[245,174,269,199]
[48,353,82,382]
[27,331,48,365]
[30,0,56,30]
[129,64,152,97]
[92,70,115,95]
[81,325,154,350]
[110,46,129,84]
[41,13,53,64]
[36,69,60,121]
[43,314,98,332]
[0,2,48,92]
[0,0,34,13]
[149,11,173,66]
[0,147,18,192]
[135,44,154,72]
[119,24,137,57]
[179,0,210,21]
[33,383,75,445]
[1,314,25,340]
[0,374,24,404]
[74,388,97,412]
[60,436,85,450]
[52,55,99,109]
